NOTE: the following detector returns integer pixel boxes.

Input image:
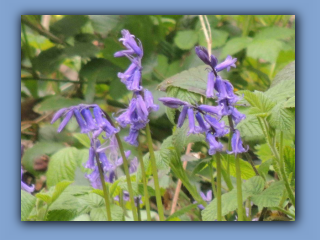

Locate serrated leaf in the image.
[237,115,264,142]
[202,176,265,220]
[46,209,79,221]
[220,37,252,59]
[46,147,79,188]
[174,30,198,50]
[51,181,73,203]
[247,39,283,63]
[266,80,295,103]
[271,61,295,87]
[89,15,122,35]
[241,90,276,115]
[257,159,273,178]
[90,204,123,221]
[284,96,295,108]
[269,102,295,133]
[252,181,285,209]
[284,146,295,187]
[21,190,36,221]
[255,144,273,162]
[157,65,208,96]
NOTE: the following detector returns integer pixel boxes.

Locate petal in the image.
[57,110,74,133]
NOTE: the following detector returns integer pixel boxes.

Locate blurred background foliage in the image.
[21,15,295,195]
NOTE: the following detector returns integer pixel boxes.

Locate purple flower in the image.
[74,109,88,133]
[214,76,230,101]
[195,46,218,69]
[206,71,216,98]
[196,190,212,210]
[129,157,139,174]
[198,104,222,117]
[81,108,98,132]
[144,89,159,112]
[57,110,74,133]
[124,127,139,147]
[51,108,67,124]
[195,112,209,132]
[227,129,248,155]
[187,108,200,135]
[206,132,223,155]
[230,107,246,126]
[204,115,229,137]
[216,55,237,72]
[114,29,143,57]
[21,167,34,193]
[218,99,232,116]
[158,97,190,108]
[85,147,95,169]
[177,105,189,128]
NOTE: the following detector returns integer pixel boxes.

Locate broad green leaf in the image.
[252,181,285,209]
[157,65,208,96]
[202,176,265,220]
[269,102,295,133]
[51,15,89,39]
[166,203,199,221]
[35,193,52,204]
[51,181,73,203]
[271,61,295,87]
[35,96,83,112]
[90,204,123,221]
[89,15,122,35]
[237,115,264,142]
[64,43,99,58]
[32,47,65,74]
[21,190,36,221]
[255,27,295,40]
[247,39,283,63]
[284,96,295,108]
[174,30,198,50]
[266,79,295,103]
[220,37,252,59]
[46,209,79,221]
[22,142,65,175]
[255,144,273,162]
[46,147,79,188]
[283,146,295,186]
[199,29,229,49]
[257,159,273,178]
[73,133,91,148]
[241,90,276,116]
[72,214,91,221]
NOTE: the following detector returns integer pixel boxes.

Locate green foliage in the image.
[174,30,198,50]
[166,203,199,221]
[21,190,36,221]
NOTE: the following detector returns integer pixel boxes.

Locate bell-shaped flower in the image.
[187,108,200,135]
[198,104,222,117]
[21,167,34,193]
[215,55,237,72]
[195,190,213,210]
[195,46,218,70]
[158,97,190,108]
[129,157,139,174]
[114,29,143,57]
[195,112,209,133]
[204,115,229,137]
[144,89,159,112]
[230,107,246,126]
[177,105,189,128]
[85,147,95,169]
[206,71,216,98]
[74,109,89,133]
[81,108,98,131]
[206,132,223,155]
[124,127,139,146]
[227,129,249,155]
[57,110,74,133]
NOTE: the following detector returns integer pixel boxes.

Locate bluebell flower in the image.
[206,132,224,155]
[124,127,140,147]
[206,71,216,98]
[114,29,143,57]
[230,107,246,126]
[144,89,159,112]
[195,112,209,133]
[129,157,139,174]
[158,97,190,108]
[215,55,237,72]
[227,130,248,155]
[204,115,229,137]
[21,167,34,193]
[187,108,201,135]
[195,190,212,210]
[177,105,189,128]
[57,110,74,133]
[198,104,222,117]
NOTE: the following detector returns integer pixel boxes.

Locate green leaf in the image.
[35,96,83,112]
[21,190,36,221]
[157,65,208,96]
[257,159,273,178]
[199,29,229,49]
[255,27,295,41]
[21,142,65,175]
[46,209,79,221]
[247,39,283,63]
[271,61,295,87]
[35,193,52,204]
[220,37,252,59]
[72,214,91,221]
[90,204,123,221]
[166,203,198,221]
[51,15,89,39]
[174,30,198,50]
[32,47,65,74]
[64,43,99,58]
[46,147,79,188]
[236,115,264,142]
[202,176,265,220]
[266,79,295,103]
[252,181,285,209]
[283,146,295,186]
[241,90,276,116]
[269,102,295,133]
[284,96,295,108]
[255,144,273,162]
[73,133,91,148]
[89,15,122,35]
[51,181,73,203]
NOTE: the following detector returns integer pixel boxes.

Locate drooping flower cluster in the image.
[114,30,159,146]
[195,46,247,155]
[158,97,229,155]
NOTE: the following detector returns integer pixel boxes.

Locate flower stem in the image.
[94,152,112,221]
[115,133,139,221]
[136,198,141,221]
[235,154,244,221]
[215,153,222,221]
[208,159,217,199]
[145,123,165,221]
[137,143,152,221]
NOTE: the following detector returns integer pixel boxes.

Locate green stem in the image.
[136,198,141,221]
[215,153,222,221]
[274,206,295,219]
[235,154,244,221]
[208,159,217,198]
[115,134,139,221]
[119,191,126,221]
[137,143,152,221]
[95,152,112,221]
[145,123,165,221]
